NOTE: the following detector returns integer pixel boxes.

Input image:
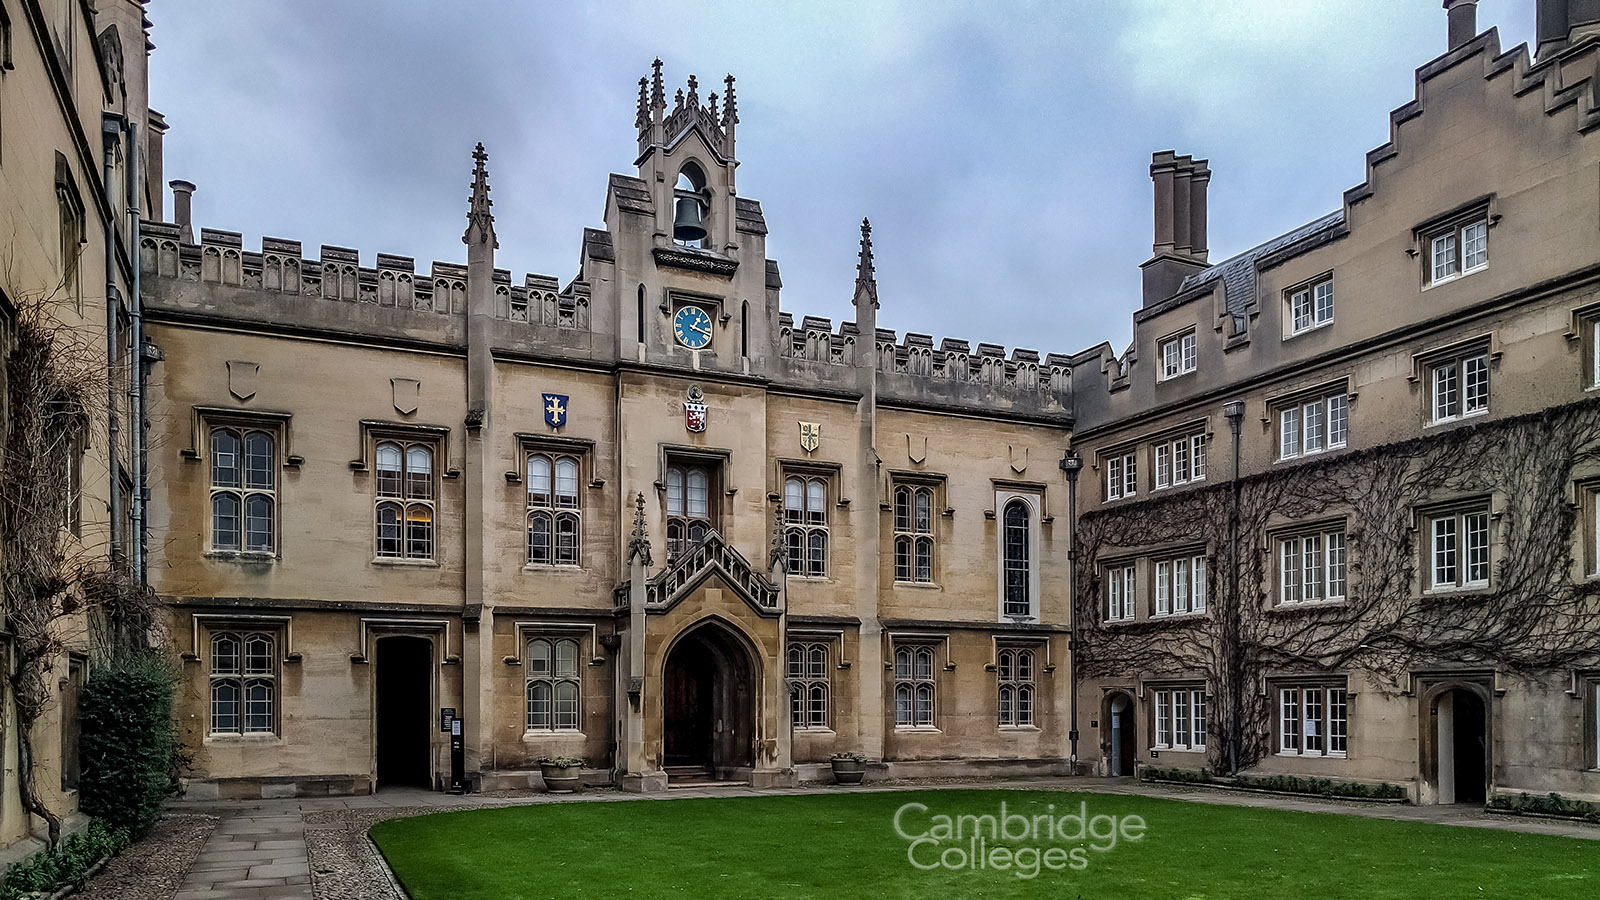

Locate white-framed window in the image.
[1105,564,1135,622]
[1153,687,1206,751]
[893,645,936,727]
[1278,685,1348,757]
[1427,505,1491,591]
[1288,275,1335,335]
[997,648,1035,727]
[893,483,936,584]
[209,631,276,736]
[666,461,717,560]
[1427,217,1489,285]
[375,440,435,560]
[1278,393,1348,460]
[788,642,830,729]
[525,637,580,732]
[999,496,1038,619]
[784,474,829,577]
[1160,330,1197,380]
[1153,554,1207,617]
[209,426,276,553]
[1104,451,1137,501]
[1590,680,1600,769]
[527,452,581,566]
[1590,319,1600,389]
[1278,528,1347,604]
[1430,353,1489,424]
[1154,433,1206,490]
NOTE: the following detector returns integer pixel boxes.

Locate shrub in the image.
[1140,767,1406,800]
[1488,791,1600,823]
[0,819,131,900]
[77,653,178,836]
[537,756,585,768]
[830,752,867,763]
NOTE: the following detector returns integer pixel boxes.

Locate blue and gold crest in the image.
[542,393,569,429]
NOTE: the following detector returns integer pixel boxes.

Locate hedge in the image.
[77,653,178,836]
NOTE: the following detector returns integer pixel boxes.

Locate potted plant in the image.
[538,756,584,793]
[830,752,867,786]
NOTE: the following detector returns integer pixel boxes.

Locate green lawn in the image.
[370,789,1599,900]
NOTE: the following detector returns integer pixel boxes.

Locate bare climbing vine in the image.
[1075,399,1600,773]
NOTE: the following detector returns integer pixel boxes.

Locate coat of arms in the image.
[542,393,568,429]
[684,384,707,433]
[799,422,821,453]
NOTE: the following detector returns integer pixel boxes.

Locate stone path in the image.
[162,777,1600,899]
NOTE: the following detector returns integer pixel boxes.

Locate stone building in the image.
[1066,1,1600,804]
[0,0,158,852]
[141,62,1077,797]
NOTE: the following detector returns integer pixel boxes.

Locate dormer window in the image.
[672,163,709,249]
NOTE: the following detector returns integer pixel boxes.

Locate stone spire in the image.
[635,77,649,130]
[722,74,739,156]
[769,498,787,573]
[854,217,878,309]
[650,58,666,117]
[463,142,497,249]
[708,92,720,127]
[628,492,652,567]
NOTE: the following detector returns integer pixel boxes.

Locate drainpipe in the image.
[102,114,125,566]
[1222,399,1245,777]
[1059,448,1083,774]
[127,119,146,587]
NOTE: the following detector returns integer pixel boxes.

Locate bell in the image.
[673,197,707,243]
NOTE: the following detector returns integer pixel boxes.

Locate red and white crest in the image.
[684,384,707,433]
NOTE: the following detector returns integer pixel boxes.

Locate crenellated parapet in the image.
[872,328,1071,396]
[138,221,590,332]
[776,313,858,366]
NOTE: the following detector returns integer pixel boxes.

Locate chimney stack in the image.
[1445,0,1478,51]
[169,179,195,243]
[1537,0,1600,60]
[1141,151,1211,308]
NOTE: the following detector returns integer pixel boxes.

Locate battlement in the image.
[636,59,737,162]
[138,221,590,331]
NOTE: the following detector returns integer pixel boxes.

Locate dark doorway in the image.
[1108,693,1136,777]
[376,636,433,789]
[1437,687,1487,804]
[662,623,756,778]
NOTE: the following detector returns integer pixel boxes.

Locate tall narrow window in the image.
[741,300,750,358]
[997,648,1035,727]
[892,484,936,584]
[210,427,275,553]
[56,155,84,309]
[526,637,581,731]
[527,452,582,566]
[1426,216,1489,285]
[209,631,276,736]
[1159,330,1197,380]
[893,646,936,727]
[1104,450,1137,501]
[1428,506,1490,591]
[787,642,830,729]
[784,475,829,577]
[1431,353,1489,423]
[666,462,716,560]
[1001,500,1033,618]
[1105,564,1135,622]
[375,441,435,560]
[637,284,646,343]
[1287,275,1335,335]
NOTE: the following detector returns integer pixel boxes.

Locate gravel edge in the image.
[70,813,217,900]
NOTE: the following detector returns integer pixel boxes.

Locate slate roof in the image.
[609,173,654,215]
[1174,210,1347,315]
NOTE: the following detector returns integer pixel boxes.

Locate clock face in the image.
[673,305,714,350]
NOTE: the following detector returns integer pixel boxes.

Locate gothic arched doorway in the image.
[662,621,757,780]
[1432,687,1488,804]
[1106,692,1137,777]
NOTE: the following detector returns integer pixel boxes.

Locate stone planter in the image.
[540,763,582,794]
[830,758,866,786]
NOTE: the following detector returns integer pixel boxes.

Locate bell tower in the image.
[635,60,741,253]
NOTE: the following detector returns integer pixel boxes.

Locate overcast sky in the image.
[146,0,1538,357]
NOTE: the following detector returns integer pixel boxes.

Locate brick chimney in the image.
[169,179,195,243]
[1445,0,1478,51]
[1141,151,1210,308]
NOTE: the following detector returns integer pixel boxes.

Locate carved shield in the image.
[684,385,707,434]
[542,393,569,428]
[391,378,420,415]
[226,360,259,402]
[799,422,821,453]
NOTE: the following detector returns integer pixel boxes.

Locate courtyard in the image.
[364,787,1597,900]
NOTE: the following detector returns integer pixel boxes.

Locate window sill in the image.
[372,557,440,568]
[204,733,282,744]
[205,551,278,563]
[523,563,584,573]
[1423,266,1486,291]
[1286,321,1333,339]
[1426,409,1489,428]
[1151,611,1208,621]
[1276,751,1346,759]
[1154,746,1205,754]
[892,581,942,590]
[1157,371,1197,383]
[789,575,833,584]
[1423,583,1490,597]
[894,726,942,734]
[522,730,586,741]
[999,725,1040,733]
[794,727,836,736]
[1103,617,1136,626]
[1277,443,1348,464]
[1273,598,1346,610]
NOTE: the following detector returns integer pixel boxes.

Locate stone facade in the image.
[1067,6,1600,805]
[142,64,1075,798]
[0,0,156,853]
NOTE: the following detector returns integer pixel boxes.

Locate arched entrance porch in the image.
[1427,685,1489,805]
[661,619,757,782]
[1104,691,1137,777]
